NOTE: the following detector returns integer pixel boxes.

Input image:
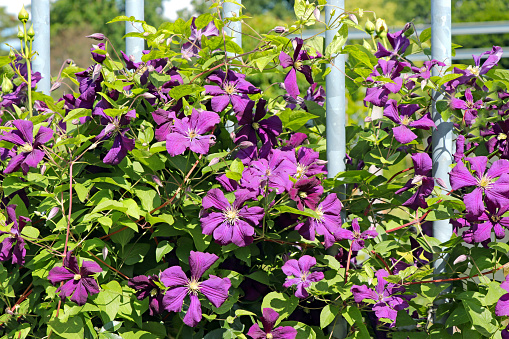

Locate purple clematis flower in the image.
[304,83,326,106]
[336,218,378,251]
[374,29,410,59]
[181,17,219,60]
[235,99,283,146]
[453,135,466,163]
[450,156,509,216]
[450,88,483,126]
[295,193,342,249]
[94,109,136,165]
[247,308,297,339]
[166,109,220,156]
[289,177,324,210]
[351,269,411,326]
[279,38,314,98]
[482,120,509,159]
[91,43,107,63]
[47,251,102,306]
[410,60,446,80]
[200,189,264,247]
[2,120,53,175]
[383,99,435,144]
[282,255,324,298]
[160,251,231,327]
[395,153,434,210]
[364,60,408,107]
[470,205,509,243]
[128,275,165,316]
[496,275,509,317]
[205,70,261,114]
[0,204,30,265]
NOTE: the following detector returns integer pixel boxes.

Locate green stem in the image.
[23,21,32,118]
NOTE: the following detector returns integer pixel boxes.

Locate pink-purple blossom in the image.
[383,99,435,144]
[279,38,314,98]
[395,153,434,210]
[247,308,297,339]
[282,255,324,298]
[336,218,378,251]
[0,204,30,265]
[160,251,231,327]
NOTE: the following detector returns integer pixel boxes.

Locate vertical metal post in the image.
[32,0,51,95]
[326,0,346,181]
[125,0,144,62]
[431,0,453,325]
[222,1,241,134]
[222,1,242,52]
[325,1,347,338]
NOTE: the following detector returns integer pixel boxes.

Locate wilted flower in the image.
[160,251,231,327]
[47,251,102,306]
[128,275,165,316]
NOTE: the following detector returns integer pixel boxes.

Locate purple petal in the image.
[34,126,53,145]
[463,187,484,216]
[211,95,230,112]
[80,260,102,276]
[183,294,202,327]
[496,294,509,316]
[450,161,477,190]
[409,113,436,130]
[162,286,188,312]
[166,132,190,156]
[392,125,417,144]
[298,255,317,273]
[284,68,299,98]
[351,285,378,303]
[279,51,294,69]
[199,275,231,308]
[70,280,89,305]
[160,266,188,288]
[189,251,218,280]
[282,259,301,278]
[271,326,298,339]
[383,100,401,124]
[202,188,231,211]
[247,324,266,339]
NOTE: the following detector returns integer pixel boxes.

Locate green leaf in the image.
[48,315,84,338]
[155,240,174,262]
[325,24,348,57]
[95,281,122,323]
[21,226,39,239]
[169,84,204,101]
[74,183,90,203]
[445,305,470,328]
[421,283,450,302]
[2,177,29,196]
[122,243,150,265]
[342,305,370,339]
[122,199,141,219]
[92,200,127,214]
[462,298,498,337]
[420,27,431,42]
[320,304,339,328]
[278,109,318,131]
[63,108,91,122]
[261,292,298,321]
[275,205,318,218]
[485,281,507,306]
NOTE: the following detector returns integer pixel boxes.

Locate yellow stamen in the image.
[20,143,33,153]
[224,82,237,95]
[74,274,82,280]
[498,133,507,141]
[400,116,412,126]
[223,207,239,225]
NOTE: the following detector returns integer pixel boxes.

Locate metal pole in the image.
[431,0,453,325]
[125,0,144,62]
[32,0,51,95]
[325,1,347,338]
[222,1,242,52]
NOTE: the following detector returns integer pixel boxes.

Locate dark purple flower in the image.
[47,251,102,306]
[235,99,283,146]
[496,274,509,316]
[483,120,509,159]
[304,83,326,106]
[336,218,378,251]
[242,149,296,194]
[121,50,142,71]
[160,251,231,327]
[450,156,509,216]
[279,38,314,98]
[181,17,219,60]
[295,193,342,249]
[166,109,219,156]
[282,255,324,298]
[94,109,136,165]
[200,189,264,247]
[0,204,30,265]
[471,205,509,243]
[289,177,323,210]
[374,29,410,59]
[453,135,466,163]
[2,120,53,175]
[351,269,411,326]
[383,99,435,144]
[152,105,179,142]
[364,60,408,107]
[294,147,327,179]
[204,70,260,114]
[91,43,107,63]
[450,89,483,126]
[247,308,297,339]
[128,275,164,316]
[395,153,434,210]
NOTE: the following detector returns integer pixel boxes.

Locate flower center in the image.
[252,122,260,130]
[266,334,273,339]
[477,175,493,188]
[466,100,474,109]
[265,168,272,176]
[315,207,324,220]
[150,288,158,297]
[294,60,303,70]
[498,133,507,140]
[420,66,427,73]
[223,207,239,225]
[491,214,501,223]
[187,279,201,294]
[74,274,82,280]
[20,143,33,153]
[224,82,237,95]
[400,116,412,126]
[188,129,198,140]
[299,191,308,199]
[295,163,307,178]
[467,65,480,77]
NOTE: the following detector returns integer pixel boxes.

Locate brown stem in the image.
[88,251,129,280]
[387,166,414,183]
[63,162,74,257]
[371,250,392,274]
[344,242,354,284]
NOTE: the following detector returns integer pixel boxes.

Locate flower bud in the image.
[102,246,109,260]
[47,207,59,220]
[375,18,388,36]
[27,25,35,39]
[86,33,106,41]
[273,26,287,34]
[8,49,15,60]
[17,26,24,40]
[238,141,254,149]
[348,13,358,25]
[50,82,61,92]
[209,157,220,166]
[18,5,29,22]
[72,119,80,125]
[313,8,321,21]
[403,23,415,37]
[1,75,13,94]
[357,8,364,17]
[365,19,375,35]
[151,175,163,187]
[40,163,46,174]
[140,92,156,99]
[453,254,468,265]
